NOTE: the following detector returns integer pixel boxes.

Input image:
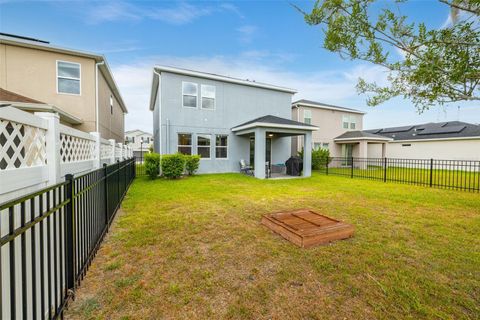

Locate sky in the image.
[1,0,479,133]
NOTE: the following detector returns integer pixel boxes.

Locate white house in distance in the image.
[125,129,153,159]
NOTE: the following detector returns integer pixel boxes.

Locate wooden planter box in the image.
[262,209,354,248]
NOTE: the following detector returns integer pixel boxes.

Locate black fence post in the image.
[326,158,329,175]
[103,163,109,229]
[383,157,387,182]
[64,174,76,293]
[351,157,354,178]
[133,156,137,178]
[430,158,434,187]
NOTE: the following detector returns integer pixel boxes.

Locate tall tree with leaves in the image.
[298,0,480,112]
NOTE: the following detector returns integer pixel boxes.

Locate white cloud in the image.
[112,53,480,133]
[85,1,243,25]
[112,53,387,132]
[237,25,258,44]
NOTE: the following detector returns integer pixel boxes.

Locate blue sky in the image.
[1,0,478,132]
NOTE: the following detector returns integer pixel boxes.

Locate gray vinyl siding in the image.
[155,72,293,173]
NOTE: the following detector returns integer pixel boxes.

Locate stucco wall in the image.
[384,139,480,160]
[0,43,96,133]
[98,71,125,141]
[0,43,124,140]
[292,106,364,157]
[155,72,293,173]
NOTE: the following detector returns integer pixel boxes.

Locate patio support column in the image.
[303,132,312,177]
[254,128,266,179]
[359,140,368,169]
[381,143,387,158]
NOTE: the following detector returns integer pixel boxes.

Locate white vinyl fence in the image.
[0,106,132,204]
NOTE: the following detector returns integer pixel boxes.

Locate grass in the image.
[321,166,480,190]
[65,173,480,320]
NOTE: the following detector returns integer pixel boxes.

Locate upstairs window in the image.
[178,133,192,155]
[342,115,349,129]
[216,135,228,159]
[110,95,114,114]
[197,134,211,158]
[342,115,357,130]
[57,61,81,95]
[201,85,216,110]
[350,116,356,129]
[182,82,197,108]
[304,110,312,125]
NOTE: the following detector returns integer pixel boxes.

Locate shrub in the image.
[185,155,200,175]
[161,153,186,179]
[144,153,160,179]
[312,148,331,170]
[298,147,331,170]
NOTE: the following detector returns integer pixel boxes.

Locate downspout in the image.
[95,60,105,133]
[153,69,163,175]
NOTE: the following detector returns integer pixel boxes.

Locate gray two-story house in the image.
[149,66,317,179]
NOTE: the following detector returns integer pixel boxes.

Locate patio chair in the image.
[239,159,253,175]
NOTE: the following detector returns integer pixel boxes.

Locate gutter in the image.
[95,61,105,132]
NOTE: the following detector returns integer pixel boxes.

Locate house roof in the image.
[364,121,480,141]
[125,129,152,136]
[0,33,128,113]
[149,66,297,110]
[0,88,44,104]
[231,115,318,132]
[0,88,83,125]
[334,130,392,141]
[292,99,366,115]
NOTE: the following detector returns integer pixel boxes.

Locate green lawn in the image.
[66,173,480,320]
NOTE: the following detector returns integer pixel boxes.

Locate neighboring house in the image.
[125,129,153,158]
[291,99,366,157]
[149,66,317,179]
[345,121,480,160]
[0,33,127,141]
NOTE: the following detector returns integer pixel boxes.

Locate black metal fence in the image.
[0,158,135,319]
[320,157,480,192]
[135,154,146,176]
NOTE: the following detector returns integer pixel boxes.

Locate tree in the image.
[297,0,480,112]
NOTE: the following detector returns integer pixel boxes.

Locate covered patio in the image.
[231,115,318,179]
[333,131,392,168]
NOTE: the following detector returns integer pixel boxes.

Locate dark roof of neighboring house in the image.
[0,88,45,104]
[364,121,480,141]
[292,99,365,114]
[335,130,392,140]
[232,115,318,130]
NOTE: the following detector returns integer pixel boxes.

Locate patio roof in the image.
[334,130,392,142]
[231,115,318,132]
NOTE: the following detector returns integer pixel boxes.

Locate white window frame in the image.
[200,84,216,110]
[197,134,211,159]
[215,134,228,160]
[304,110,312,125]
[182,81,198,109]
[350,116,356,129]
[56,60,81,95]
[342,115,350,129]
[177,133,192,155]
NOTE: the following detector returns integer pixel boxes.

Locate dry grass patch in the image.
[66,173,480,320]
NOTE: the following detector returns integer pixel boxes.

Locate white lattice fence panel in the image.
[60,134,96,163]
[115,145,122,159]
[0,119,47,170]
[100,141,112,160]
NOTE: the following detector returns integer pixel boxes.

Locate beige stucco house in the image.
[291,99,368,157]
[0,33,127,141]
